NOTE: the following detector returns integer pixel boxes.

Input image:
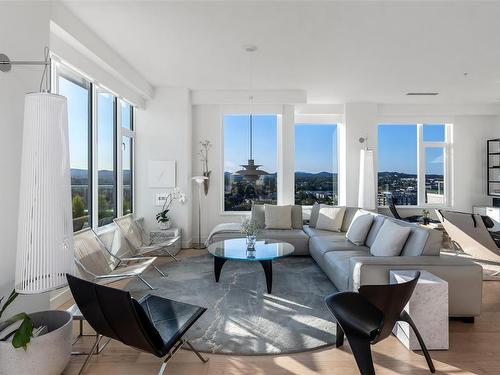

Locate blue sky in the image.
[60,76,117,171]
[224,116,338,174]
[378,124,445,175]
[295,124,337,173]
[60,76,89,170]
[224,115,278,173]
[97,92,115,171]
[61,84,444,177]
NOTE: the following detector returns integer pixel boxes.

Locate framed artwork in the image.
[148,160,176,188]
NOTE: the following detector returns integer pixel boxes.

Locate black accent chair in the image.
[387,196,438,224]
[325,272,435,375]
[66,274,208,375]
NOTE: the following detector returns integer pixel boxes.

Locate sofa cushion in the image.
[251,204,266,229]
[252,204,302,230]
[323,249,370,291]
[346,210,374,245]
[365,215,386,247]
[383,218,441,256]
[316,206,346,232]
[309,203,321,228]
[309,235,365,268]
[370,220,411,256]
[262,229,309,255]
[341,207,362,232]
[303,225,338,237]
[265,205,292,229]
[291,205,303,229]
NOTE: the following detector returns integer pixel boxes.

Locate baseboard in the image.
[50,286,72,309]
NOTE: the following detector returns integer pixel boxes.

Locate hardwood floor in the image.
[62,249,500,375]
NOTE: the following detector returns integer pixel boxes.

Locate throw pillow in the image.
[265,205,292,229]
[370,220,412,257]
[309,203,321,228]
[315,206,346,232]
[251,204,266,229]
[291,205,303,229]
[346,210,374,245]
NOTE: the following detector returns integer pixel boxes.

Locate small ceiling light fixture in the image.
[235,45,270,183]
[406,92,439,96]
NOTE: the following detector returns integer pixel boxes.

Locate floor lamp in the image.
[1,48,74,374]
[192,176,208,249]
[358,145,376,211]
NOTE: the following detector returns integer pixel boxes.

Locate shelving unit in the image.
[487,139,500,196]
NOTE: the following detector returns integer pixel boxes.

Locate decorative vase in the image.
[246,235,257,250]
[159,221,171,230]
[203,171,211,196]
[0,310,72,375]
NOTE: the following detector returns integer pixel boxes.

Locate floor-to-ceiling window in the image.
[294,124,338,205]
[55,62,135,230]
[223,114,278,211]
[58,69,92,232]
[378,123,451,206]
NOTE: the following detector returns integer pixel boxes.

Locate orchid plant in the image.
[156,188,186,224]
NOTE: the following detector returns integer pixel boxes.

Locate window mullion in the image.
[91,84,99,230]
[417,124,425,206]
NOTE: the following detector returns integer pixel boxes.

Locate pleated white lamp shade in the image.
[358,149,376,211]
[15,93,74,294]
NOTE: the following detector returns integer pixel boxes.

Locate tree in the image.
[72,195,85,218]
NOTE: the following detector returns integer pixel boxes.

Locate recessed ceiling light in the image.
[406,92,439,96]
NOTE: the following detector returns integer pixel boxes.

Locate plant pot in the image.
[158,221,171,230]
[0,310,72,375]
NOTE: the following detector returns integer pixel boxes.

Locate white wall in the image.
[135,88,193,247]
[0,1,52,314]
[191,101,500,239]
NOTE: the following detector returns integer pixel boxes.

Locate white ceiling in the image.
[61,1,500,104]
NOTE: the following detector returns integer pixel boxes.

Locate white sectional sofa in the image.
[207,206,483,319]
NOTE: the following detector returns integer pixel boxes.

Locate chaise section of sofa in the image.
[348,254,483,317]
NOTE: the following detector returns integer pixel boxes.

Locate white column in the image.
[344,103,379,207]
[277,105,295,205]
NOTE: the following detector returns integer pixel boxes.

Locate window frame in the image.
[220,108,280,214]
[377,123,452,208]
[119,100,135,215]
[53,60,135,231]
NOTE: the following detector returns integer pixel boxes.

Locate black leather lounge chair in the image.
[325,272,435,375]
[66,274,208,375]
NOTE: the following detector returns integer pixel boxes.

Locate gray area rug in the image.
[125,254,338,355]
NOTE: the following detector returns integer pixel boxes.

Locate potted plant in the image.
[240,217,260,252]
[156,188,186,230]
[198,140,212,195]
[421,209,431,225]
[0,290,72,375]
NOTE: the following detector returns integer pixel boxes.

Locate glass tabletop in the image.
[208,238,295,261]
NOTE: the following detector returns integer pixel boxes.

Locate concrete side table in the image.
[390,270,449,350]
[149,228,182,256]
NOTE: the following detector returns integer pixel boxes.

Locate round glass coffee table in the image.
[207,238,295,294]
